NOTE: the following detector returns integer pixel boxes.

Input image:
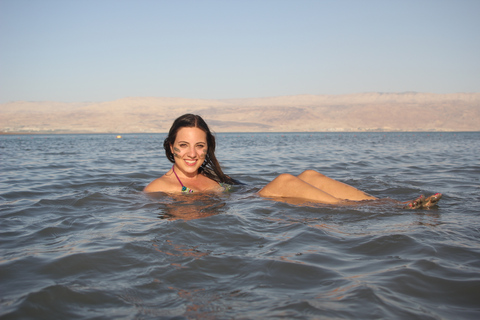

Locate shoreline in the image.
[2,93,479,133]
[2,130,478,136]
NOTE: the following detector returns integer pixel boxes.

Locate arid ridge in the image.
[1,92,479,133]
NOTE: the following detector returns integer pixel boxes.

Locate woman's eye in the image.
[179,144,187,148]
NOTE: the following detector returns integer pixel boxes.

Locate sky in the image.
[0,0,479,103]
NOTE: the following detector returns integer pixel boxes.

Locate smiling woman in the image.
[144,114,441,209]
[144,114,235,193]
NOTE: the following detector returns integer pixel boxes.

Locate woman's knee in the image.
[299,170,325,179]
[268,173,297,185]
[259,173,296,196]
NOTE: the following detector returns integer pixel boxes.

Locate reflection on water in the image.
[1,132,479,319]
[148,192,229,220]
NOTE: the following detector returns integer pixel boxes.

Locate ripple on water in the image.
[1,133,480,319]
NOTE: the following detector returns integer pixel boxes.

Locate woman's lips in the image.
[184,159,197,166]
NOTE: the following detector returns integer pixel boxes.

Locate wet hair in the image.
[164,114,236,184]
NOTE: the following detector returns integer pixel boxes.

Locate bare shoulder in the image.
[144,174,177,193]
[198,174,223,191]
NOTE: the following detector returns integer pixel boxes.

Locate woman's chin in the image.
[177,161,201,173]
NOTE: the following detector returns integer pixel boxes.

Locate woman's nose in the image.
[187,147,197,157]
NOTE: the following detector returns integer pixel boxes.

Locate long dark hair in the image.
[164,114,235,184]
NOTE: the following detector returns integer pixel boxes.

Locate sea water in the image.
[1,132,479,319]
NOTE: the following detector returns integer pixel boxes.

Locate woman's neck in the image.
[173,164,199,180]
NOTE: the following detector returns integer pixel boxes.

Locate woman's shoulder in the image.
[144,174,177,193]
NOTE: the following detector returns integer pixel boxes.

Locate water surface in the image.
[1,132,479,319]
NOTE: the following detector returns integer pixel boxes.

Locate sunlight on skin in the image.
[170,128,208,178]
[144,126,222,193]
[172,146,207,161]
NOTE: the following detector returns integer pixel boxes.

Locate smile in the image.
[184,159,198,166]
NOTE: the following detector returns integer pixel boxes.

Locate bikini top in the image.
[172,165,231,193]
[172,165,194,193]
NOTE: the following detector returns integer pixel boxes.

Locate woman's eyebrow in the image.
[177,141,206,144]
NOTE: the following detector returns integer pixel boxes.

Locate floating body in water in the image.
[144,114,441,209]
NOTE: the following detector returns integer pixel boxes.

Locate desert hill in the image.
[1,92,479,133]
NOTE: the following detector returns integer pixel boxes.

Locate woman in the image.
[144,113,235,194]
[144,114,441,209]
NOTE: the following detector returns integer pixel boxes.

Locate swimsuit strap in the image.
[172,165,193,193]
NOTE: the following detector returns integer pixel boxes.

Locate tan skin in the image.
[257,171,441,207]
[144,127,223,193]
[145,126,441,208]
[144,127,376,202]
[258,170,377,204]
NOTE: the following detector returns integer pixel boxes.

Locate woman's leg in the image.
[297,170,377,201]
[258,173,342,204]
[259,170,441,208]
[258,170,376,203]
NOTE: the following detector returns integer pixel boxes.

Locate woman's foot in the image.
[423,193,442,207]
[404,193,442,209]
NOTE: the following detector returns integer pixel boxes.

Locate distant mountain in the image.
[1,92,479,133]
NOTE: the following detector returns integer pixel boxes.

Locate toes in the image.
[424,193,443,207]
[405,195,425,209]
[404,194,442,209]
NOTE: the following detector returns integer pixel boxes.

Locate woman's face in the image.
[171,127,208,176]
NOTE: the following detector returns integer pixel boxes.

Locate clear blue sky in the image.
[1,0,479,103]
